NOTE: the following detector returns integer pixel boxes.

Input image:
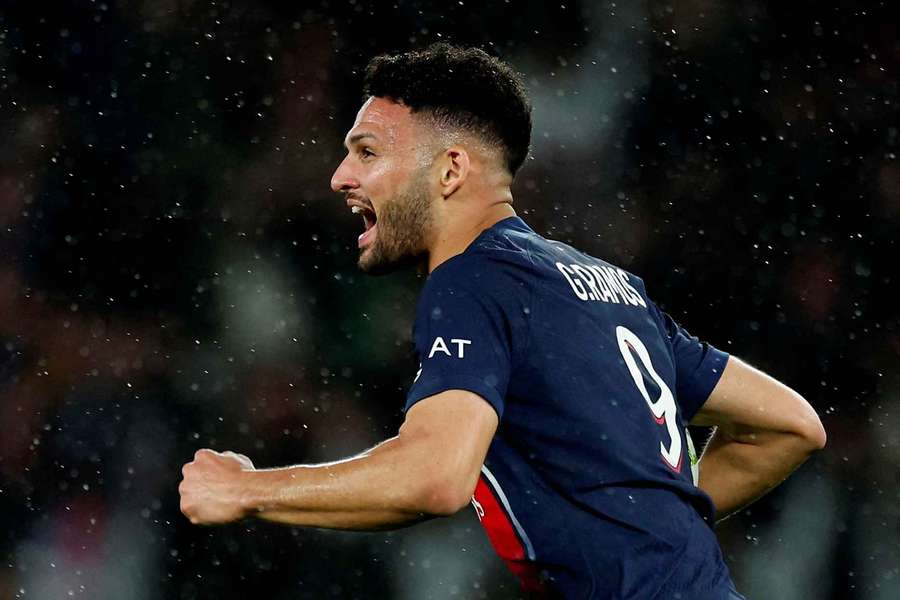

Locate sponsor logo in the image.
[428,336,472,359]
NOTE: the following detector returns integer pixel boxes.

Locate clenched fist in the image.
[179,449,255,525]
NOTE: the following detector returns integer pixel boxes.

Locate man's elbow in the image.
[417,475,475,517]
[790,401,827,454]
[801,416,827,452]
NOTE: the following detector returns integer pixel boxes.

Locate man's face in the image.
[331,97,435,275]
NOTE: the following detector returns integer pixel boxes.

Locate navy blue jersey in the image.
[405,217,735,599]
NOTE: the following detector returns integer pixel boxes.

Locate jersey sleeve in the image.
[405,262,519,419]
[652,304,730,420]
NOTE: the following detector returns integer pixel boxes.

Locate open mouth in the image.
[351,204,378,248]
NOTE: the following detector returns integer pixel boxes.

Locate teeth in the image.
[351,206,363,214]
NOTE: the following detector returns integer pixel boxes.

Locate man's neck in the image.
[426,201,517,273]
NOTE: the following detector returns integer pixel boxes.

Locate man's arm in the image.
[178,389,498,530]
[692,356,827,521]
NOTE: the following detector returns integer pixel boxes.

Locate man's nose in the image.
[330,156,358,193]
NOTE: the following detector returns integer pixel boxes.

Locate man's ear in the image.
[439,147,470,198]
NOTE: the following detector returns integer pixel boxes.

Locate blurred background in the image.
[1,0,897,598]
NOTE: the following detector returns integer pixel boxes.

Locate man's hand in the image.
[179,449,255,525]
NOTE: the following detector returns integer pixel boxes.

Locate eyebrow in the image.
[344,132,378,149]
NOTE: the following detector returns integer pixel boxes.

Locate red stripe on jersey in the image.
[473,475,547,595]
[474,476,526,560]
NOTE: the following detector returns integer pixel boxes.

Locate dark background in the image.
[1,1,897,598]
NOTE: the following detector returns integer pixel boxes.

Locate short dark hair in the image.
[363,43,532,176]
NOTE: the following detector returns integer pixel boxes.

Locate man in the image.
[179,45,826,599]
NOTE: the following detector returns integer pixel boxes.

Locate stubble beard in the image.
[358,169,433,276]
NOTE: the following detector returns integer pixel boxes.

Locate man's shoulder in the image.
[422,249,531,300]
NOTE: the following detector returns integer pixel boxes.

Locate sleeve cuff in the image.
[682,347,730,420]
[405,374,505,420]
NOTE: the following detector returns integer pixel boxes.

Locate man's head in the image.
[330,44,532,275]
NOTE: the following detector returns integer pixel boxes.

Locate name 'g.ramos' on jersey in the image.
[405,216,736,599]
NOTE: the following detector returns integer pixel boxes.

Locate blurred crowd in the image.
[1,1,898,598]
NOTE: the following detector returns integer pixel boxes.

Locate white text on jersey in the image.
[555,262,647,307]
[428,337,472,359]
